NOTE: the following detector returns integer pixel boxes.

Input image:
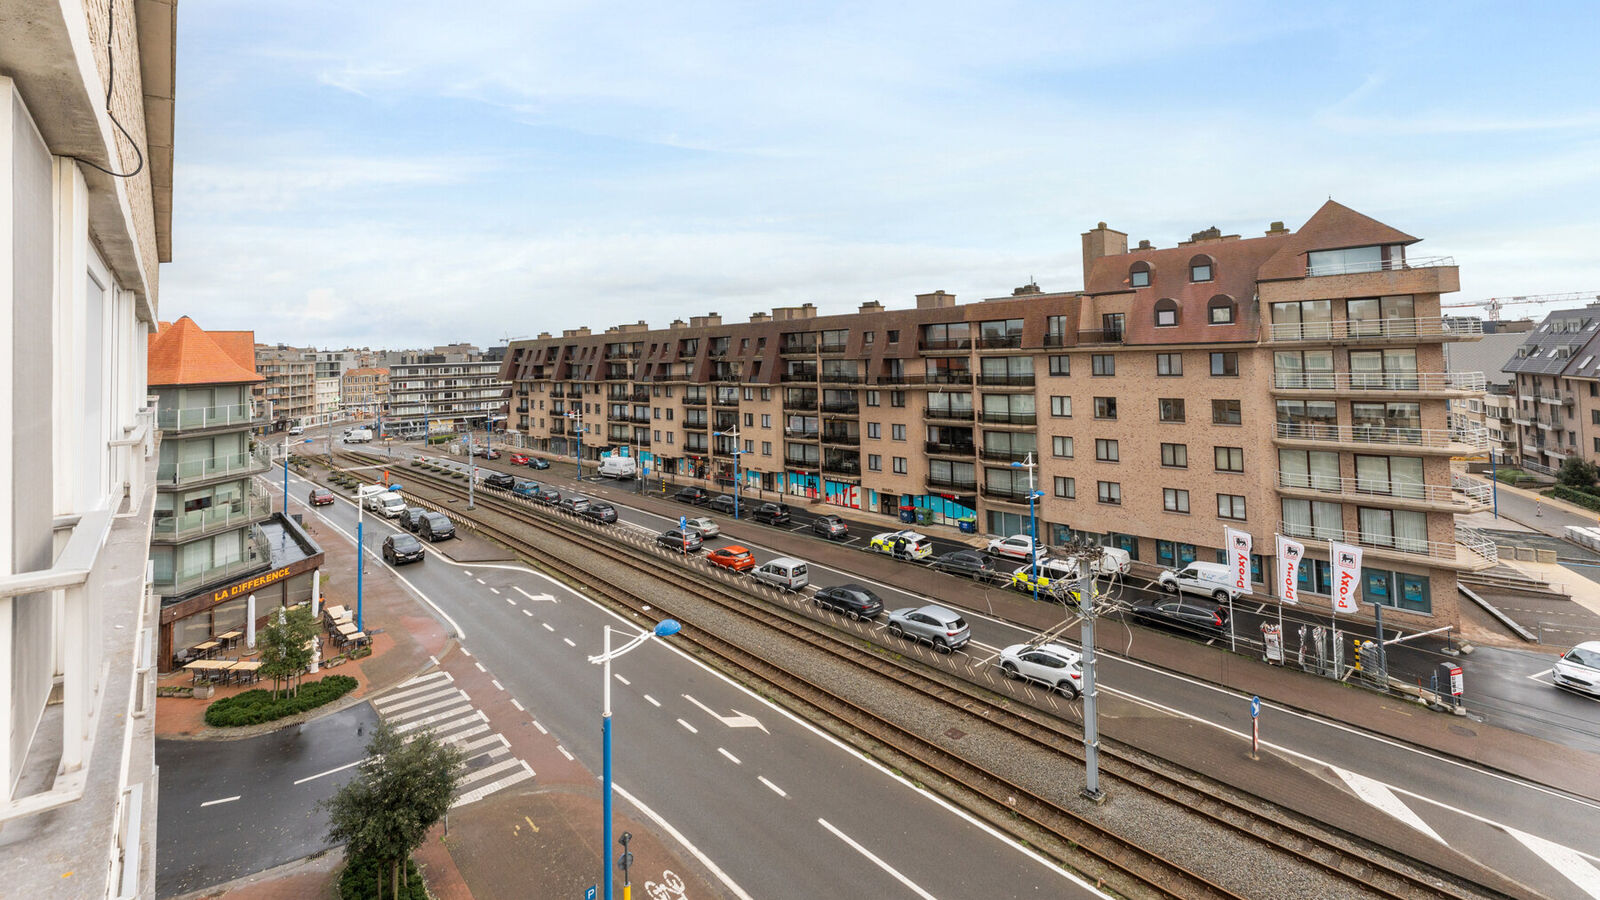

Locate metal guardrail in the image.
[1277,471,1490,507]
[1271,371,1485,392]
[155,445,273,485]
[156,528,273,596]
[1278,519,1497,564]
[1267,315,1480,342]
[156,403,252,431]
[1273,422,1488,450]
[1305,255,1454,277]
[151,488,273,541]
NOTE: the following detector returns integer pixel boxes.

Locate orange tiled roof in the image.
[147,317,264,386]
[208,330,259,375]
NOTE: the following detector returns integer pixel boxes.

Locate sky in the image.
[161,1,1600,350]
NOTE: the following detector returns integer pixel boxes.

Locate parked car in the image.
[674,486,711,506]
[382,533,425,565]
[987,534,1045,561]
[1010,558,1087,594]
[1553,641,1600,696]
[810,514,848,539]
[527,457,550,470]
[418,511,456,542]
[657,528,703,553]
[751,502,792,525]
[512,479,540,498]
[483,472,516,490]
[869,530,933,560]
[1157,561,1243,603]
[685,516,719,539]
[930,549,999,582]
[886,605,970,652]
[509,454,530,465]
[533,486,563,505]
[1127,598,1229,639]
[399,506,428,532]
[997,642,1082,698]
[707,494,738,514]
[308,488,335,507]
[706,545,756,572]
[751,557,809,591]
[813,584,883,619]
[559,495,591,513]
[582,502,618,524]
[473,447,500,460]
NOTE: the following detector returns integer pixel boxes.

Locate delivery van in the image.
[346,427,373,443]
[599,455,637,479]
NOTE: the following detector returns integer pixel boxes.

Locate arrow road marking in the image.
[514,586,557,603]
[1508,826,1600,899]
[1332,765,1445,844]
[683,694,769,733]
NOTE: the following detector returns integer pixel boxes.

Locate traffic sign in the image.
[679,515,688,531]
[586,888,596,900]
[1250,696,1261,719]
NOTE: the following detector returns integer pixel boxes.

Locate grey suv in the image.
[886,605,971,652]
[657,528,702,553]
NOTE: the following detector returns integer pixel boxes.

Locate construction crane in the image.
[499,333,529,346]
[1443,291,1600,322]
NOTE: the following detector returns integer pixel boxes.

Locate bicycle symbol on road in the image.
[644,870,686,900]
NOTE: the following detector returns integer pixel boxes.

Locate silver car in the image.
[886,605,970,652]
[685,515,719,539]
[997,642,1082,698]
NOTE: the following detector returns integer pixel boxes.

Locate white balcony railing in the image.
[1277,471,1491,508]
[1271,371,1485,393]
[1306,255,1456,278]
[156,445,272,486]
[1278,519,1497,565]
[1267,315,1482,343]
[1274,422,1488,451]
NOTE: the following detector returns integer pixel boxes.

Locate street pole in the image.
[356,490,365,632]
[1013,454,1040,601]
[1077,563,1104,802]
[602,626,615,900]
[467,428,477,511]
[282,435,290,513]
[1490,450,1498,519]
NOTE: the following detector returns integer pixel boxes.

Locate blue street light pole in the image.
[1011,453,1041,601]
[590,620,681,900]
[567,407,584,478]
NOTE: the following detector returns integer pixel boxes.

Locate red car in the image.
[309,488,335,507]
[706,545,756,573]
[510,454,530,465]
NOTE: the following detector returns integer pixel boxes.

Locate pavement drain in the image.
[944,727,967,740]
[1448,724,1478,738]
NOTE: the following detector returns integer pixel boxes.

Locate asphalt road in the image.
[156,702,378,897]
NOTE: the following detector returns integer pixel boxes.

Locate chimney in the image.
[1266,221,1289,235]
[669,319,687,330]
[1012,283,1042,296]
[858,300,884,314]
[750,311,771,323]
[915,290,956,309]
[1081,222,1128,285]
[1137,239,1153,250]
[689,313,722,328]
[538,331,552,340]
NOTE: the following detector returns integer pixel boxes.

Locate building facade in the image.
[314,375,341,424]
[386,359,508,435]
[342,366,390,415]
[1502,304,1600,475]
[1445,323,1529,463]
[0,1,176,893]
[254,344,315,431]
[505,202,1491,626]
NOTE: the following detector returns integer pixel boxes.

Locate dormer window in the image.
[1154,298,1179,327]
[1189,255,1214,283]
[1207,295,1236,325]
[1129,261,1152,288]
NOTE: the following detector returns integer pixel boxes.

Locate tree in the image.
[322,721,464,899]
[1557,456,1598,489]
[256,605,317,698]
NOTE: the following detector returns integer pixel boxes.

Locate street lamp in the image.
[588,619,681,900]
[565,406,584,479]
[1010,453,1043,601]
[713,430,742,518]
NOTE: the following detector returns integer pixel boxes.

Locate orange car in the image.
[706,545,756,573]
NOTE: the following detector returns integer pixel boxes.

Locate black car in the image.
[751,502,791,525]
[1127,598,1229,639]
[483,472,516,490]
[399,506,428,532]
[931,549,1001,582]
[674,486,710,505]
[527,457,550,470]
[811,514,848,539]
[656,529,703,553]
[707,494,738,514]
[813,584,883,619]
[583,502,618,524]
[418,511,456,542]
[534,486,563,505]
[382,533,425,565]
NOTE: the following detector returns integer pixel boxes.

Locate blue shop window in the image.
[1109,532,1139,560]
[1157,540,1175,567]
[1399,572,1431,613]
[1363,567,1392,605]
[1297,558,1331,595]
[1215,551,1265,583]
[1178,542,1197,565]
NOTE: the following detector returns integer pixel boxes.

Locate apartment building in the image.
[386,358,509,435]
[254,344,316,431]
[342,366,390,413]
[1502,304,1600,474]
[0,1,175,893]
[505,201,1491,627]
[1445,323,1529,462]
[313,347,379,380]
[314,375,341,424]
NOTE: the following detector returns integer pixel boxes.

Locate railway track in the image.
[336,451,1522,900]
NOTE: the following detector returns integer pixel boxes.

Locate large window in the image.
[1163,488,1190,513]
[979,356,1034,384]
[1161,443,1188,468]
[1354,455,1425,498]
[1274,349,1335,389]
[1269,299,1333,340]
[1347,296,1417,337]
[1307,245,1407,277]
[981,393,1035,424]
[926,391,973,418]
[1279,448,1339,491]
[1363,568,1432,614]
[1097,481,1121,505]
[1281,498,1341,539]
[1358,507,1428,552]
[920,322,971,349]
[978,319,1025,348]
[1159,398,1186,422]
[1349,349,1419,390]
[1095,439,1119,462]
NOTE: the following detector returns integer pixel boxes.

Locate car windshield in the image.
[392,536,421,550]
[1565,647,1600,668]
[730,551,751,560]
[425,514,449,526]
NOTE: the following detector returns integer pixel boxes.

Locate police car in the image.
[868,530,933,560]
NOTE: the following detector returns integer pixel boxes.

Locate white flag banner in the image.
[1225,527,1253,596]
[1330,540,1364,614]
[1276,534,1305,605]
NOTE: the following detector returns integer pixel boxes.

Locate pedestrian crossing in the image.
[374,670,535,808]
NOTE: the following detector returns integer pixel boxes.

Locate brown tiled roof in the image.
[147,317,265,386]
[1257,200,1418,280]
[208,330,259,375]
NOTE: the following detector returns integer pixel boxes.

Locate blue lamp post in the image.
[1010,453,1042,601]
[589,619,681,900]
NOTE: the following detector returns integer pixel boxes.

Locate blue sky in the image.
[162,1,1600,349]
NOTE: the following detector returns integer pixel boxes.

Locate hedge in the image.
[1551,484,1600,512]
[204,674,359,727]
[339,854,426,900]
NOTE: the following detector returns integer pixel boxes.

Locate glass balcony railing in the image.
[155,528,272,596]
[156,403,254,432]
[152,488,273,542]
[156,446,272,486]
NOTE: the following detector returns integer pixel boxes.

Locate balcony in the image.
[821,431,860,446]
[1275,471,1491,513]
[549,421,565,434]
[1042,333,1068,347]
[818,372,863,385]
[1536,393,1565,406]
[975,374,1036,388]
[631,389,651,402]
[1277,519,1495,571]
[1306,255,1455,278]
[981,483,1038,504]
[683,418,708,431]
[975,335,1023,350]
[781,370,818,383]
[978,447,1034,463]
[979,411,1037,426]
[152,487,274,543]
[1078,328,1123,345]
[822,459,861,479]
[683,395,708,407]
[924,372,973,386]
[927,474,977,491]
[819,341,848,354]
[629,414,653,425]
[156,446,272,487]
[923,406,975,422]
[713,396,740,408]
[155,527,274,596]
[1266,315,1483,344]
[1270,371,1485,395]
[820,401,859,415]
[784,455,820,469]
[783,398,818,412]
[919,338,972,353]
[156,403,253,433]
[1272,422,1487,454]
[784,427,820,439]
[925,441,976,457]
[780,342,817,356]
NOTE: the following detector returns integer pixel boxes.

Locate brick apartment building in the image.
[503,201,1492,625]
[342,366,390,413]
[1503,303,1600,474]
[254,344,315,430]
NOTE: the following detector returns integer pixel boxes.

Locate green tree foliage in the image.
[1557,456,1598,489]
[257,605,319,698]
[323,721,465,900]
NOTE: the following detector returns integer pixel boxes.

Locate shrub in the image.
[1551,485,1600,512]
[338,854,426,900]
[1557,456,1598,488]
[409,459,422,467]
[204,674,358,727]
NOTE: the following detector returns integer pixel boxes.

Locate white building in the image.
[315,375,341,425]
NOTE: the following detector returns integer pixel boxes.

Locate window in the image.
[1306,245,1405,277]
[1097,481,1121,504]
[1156,353,1182,376]
[893,456,908,475]
[1190,259,1213,283]
[1217,494,1247,520]
[1095,438,1119,462]
[867,454,882,471]
[744,413,754,427]
[1050,396,1072,417]
[1094,397,1117,420]
[1158,398,1186,422]
[1207,295,1236,324]
[887,330,900,344]
[1130,265,1151,288]
[1212,399,1242,425]
[1052,436,1074,458]
[891,391,906,408]
[1215,446,1244,472]
[1210,352,1238,376]
[1359,507,1427,552]
[760,388,771,401]
[1362,568,1431,614]
[891,424,906,441]
[744,439,754,453]
[1161,443,1187,468]
[866,390,880,407]
[867,423,881,439]
[1054,476,1076,499]
[762,441,772,456]
[1154,298,1179,327]
[1164,488,1190,513]
[863,331,875,344]
[761,414,771,428]
[743,387,755,400]
[1092,354,1115,376]
[1157,540,1198,567]
[1048,355,1070,376]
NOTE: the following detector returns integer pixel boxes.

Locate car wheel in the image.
[1162,581,1178,594]
[935,638,951,654]
[887,623,903,637]
[1059,682,1080,700]
[1001,662,1019,679]
[1213,590,1229,603]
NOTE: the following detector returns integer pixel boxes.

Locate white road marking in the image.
[373,686,459,714]
[677,718,698,734]
[395,670,450,690]
[293,759,366,785]
[489,587,501,594]
[643,694,660,707]
[492,679,504,691]
[718,747,741,765]
[819,818,938,899]
[542,623,554,632]
[511,698,525,712]
[558,745,575,761]
[1332,766,1445,844]
[615,675,630,686]
[1526,668,1554,682]
[533,719,546,734]
[758,776,786,798]
[1508,826,1600,899]
[475,577,486,585]
[460,648,472,658]
[563,638,576,647]
[612,783,757,900]
[200,796,240,807]
[522,609,533,616]
[506,597,517,605]
[514,586,557,603]
[385,695,469,722]
[452,762,535,809]
[464,570,473,577]
[474,662,486,673]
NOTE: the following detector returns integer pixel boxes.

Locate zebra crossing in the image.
[373,670,535,808]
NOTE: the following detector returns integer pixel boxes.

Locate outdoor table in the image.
[217,630,242,650]
[325,605,348,621]
[193,640,220,659]
[346,631,368,647]
[184,659,231,684]
[228,661,262,684]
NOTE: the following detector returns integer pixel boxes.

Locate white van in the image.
[373,492,406,518]
[288,424,305,435]
[346,427,373,443]
[356,484,388,507]
[1157,561,1242,602]
[752,557,809,592]
[599,455,637,479]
